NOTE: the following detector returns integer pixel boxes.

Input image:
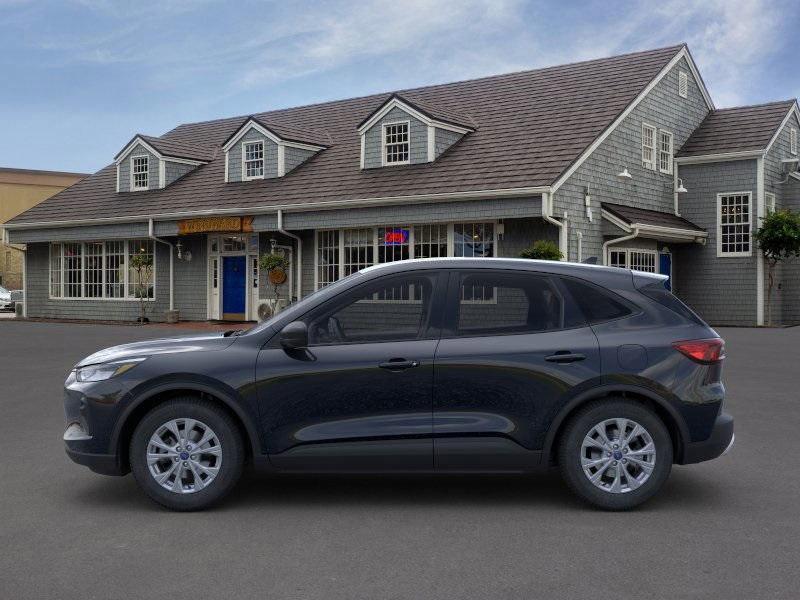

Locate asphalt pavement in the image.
[0,320,798,599]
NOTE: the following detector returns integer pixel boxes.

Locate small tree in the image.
[519,240,563,261]
[754,209,800,326]
[259,252,290,309]
[129,251,153,324]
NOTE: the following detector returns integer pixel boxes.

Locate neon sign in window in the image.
[382,228,409,245]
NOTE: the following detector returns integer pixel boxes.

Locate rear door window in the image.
[451,271,585,336]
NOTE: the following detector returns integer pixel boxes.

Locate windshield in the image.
[245,271,364,336]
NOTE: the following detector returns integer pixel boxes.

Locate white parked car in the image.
[0,285,15,311]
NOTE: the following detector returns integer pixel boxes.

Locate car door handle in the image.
[379,359,420,371]
[544,352,586,364]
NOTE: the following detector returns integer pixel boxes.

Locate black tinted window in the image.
[560,277,633,324]
[454,271,583,336]
[308,273,437,344]
[640,281,706,325]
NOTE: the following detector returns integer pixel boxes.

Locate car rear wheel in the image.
[558,398,672,510]
[130,398,244,511]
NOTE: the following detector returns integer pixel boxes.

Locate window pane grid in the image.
[128,239,154,299]
[317,230,340,287]
[384,123,409,164]
[63,243,83,298]
[659,131,673,173]
[132,156,148,189]
[454,222,495,302]
[343,228,374,276]
[105,241,126,298]
[84,242,104,298]
[49,244,62,297]
[378,226,411,300]
[413,224,447,259]
[719,194,751,254]
[244,142,264,178]
[642,124,656,169]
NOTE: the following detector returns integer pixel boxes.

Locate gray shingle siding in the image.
[363,107,427,168]
[555,58,709,265]
[498,217,558,257]
[674,160,758,326]
[9,223,150,244]
[284,146,317,174]
[118,143,159,192]
[164,161,195,186]
[227,128,279,182]
[765,110,800,325]
[434,128,463,159]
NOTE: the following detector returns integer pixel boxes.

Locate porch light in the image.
[676,178,688,194]
[616,167,633,181]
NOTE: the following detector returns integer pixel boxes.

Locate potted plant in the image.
[519,240,563,261]
[259,252,290,315]
[129,250,154,324]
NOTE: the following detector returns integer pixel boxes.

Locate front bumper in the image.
[65,445,126,476]
[679,411,734,464]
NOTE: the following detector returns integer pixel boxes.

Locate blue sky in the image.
[1,0,798,173]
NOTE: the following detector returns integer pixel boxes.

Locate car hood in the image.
[76,333,237,367]
[0,292,10,301]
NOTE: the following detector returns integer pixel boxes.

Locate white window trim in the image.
[790,127,798,155]
[716,191,753,258]
[381,120,411,167]
[642,122,657,171]
[608,248,660,273]
[313,221,498,291]
[678,70,688,99]
[48,240,157,301]
[241,140,266,181]
[659,130,674,174]
[130,155,150,191]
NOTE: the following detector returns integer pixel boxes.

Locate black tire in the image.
[558,398,672,510]
[130,398,244,511]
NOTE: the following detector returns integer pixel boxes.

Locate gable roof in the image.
[602,202,705,232]
[356,93,475,131]
[114,134,216,163]
[221,116,331,150]
[10,44,689,226]
[677,100,798,158]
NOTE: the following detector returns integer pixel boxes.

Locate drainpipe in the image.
[541,192,567,261]
[277,209,303,301]
[148,219,174,311]
[602,227,639,266]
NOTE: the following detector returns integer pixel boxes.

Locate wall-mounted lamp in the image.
[616,167,633,182]
[584,186,593,222]
[675,178,688,194]
[175,240,192,262]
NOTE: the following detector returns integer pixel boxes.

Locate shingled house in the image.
[5,44,800,325]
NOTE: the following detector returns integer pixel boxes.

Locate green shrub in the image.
[519,240,563,261]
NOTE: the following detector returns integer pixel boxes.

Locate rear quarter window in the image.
[639,281,706,325]
[559,277,634,324]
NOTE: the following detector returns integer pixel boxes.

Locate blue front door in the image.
[222,256,246,319]
[659,252,672,290]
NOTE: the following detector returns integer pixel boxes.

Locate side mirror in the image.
[280,320,308,350]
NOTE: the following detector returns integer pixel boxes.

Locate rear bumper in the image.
[679,411,734,464]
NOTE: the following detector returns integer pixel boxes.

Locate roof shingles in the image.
[12,45,686,225]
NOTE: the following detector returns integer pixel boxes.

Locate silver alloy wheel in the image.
[580,418,656,494]
[147,418,222,494]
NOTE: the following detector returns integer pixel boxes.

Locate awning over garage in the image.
[601,203,707,243]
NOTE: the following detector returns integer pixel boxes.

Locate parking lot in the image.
[0,320,798,599]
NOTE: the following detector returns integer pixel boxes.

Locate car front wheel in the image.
[558,398,672,510]
[130,398,244,511]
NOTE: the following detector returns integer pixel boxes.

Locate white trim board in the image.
[764,103,800,156]
[114,135,207,167]
[552,46,714,193]
[221,119,327,153]
[356,96,474,136]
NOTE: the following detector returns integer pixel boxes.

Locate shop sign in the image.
[178,216,254,235]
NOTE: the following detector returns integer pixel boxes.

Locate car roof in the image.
[360,257,641,286]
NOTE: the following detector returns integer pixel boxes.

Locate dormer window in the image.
[131,156,149,190]
[383,122,410,165]
[243,141,265,179]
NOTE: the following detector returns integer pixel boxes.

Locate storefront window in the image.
[315,222,497,291]
[49,239,155,300]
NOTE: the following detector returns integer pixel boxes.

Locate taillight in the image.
[672,338,725,364]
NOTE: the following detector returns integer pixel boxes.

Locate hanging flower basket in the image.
[268,267,287,285]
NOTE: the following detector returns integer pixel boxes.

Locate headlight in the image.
[75,358,147,383]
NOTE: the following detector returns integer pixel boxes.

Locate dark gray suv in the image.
[63,258,733,511]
